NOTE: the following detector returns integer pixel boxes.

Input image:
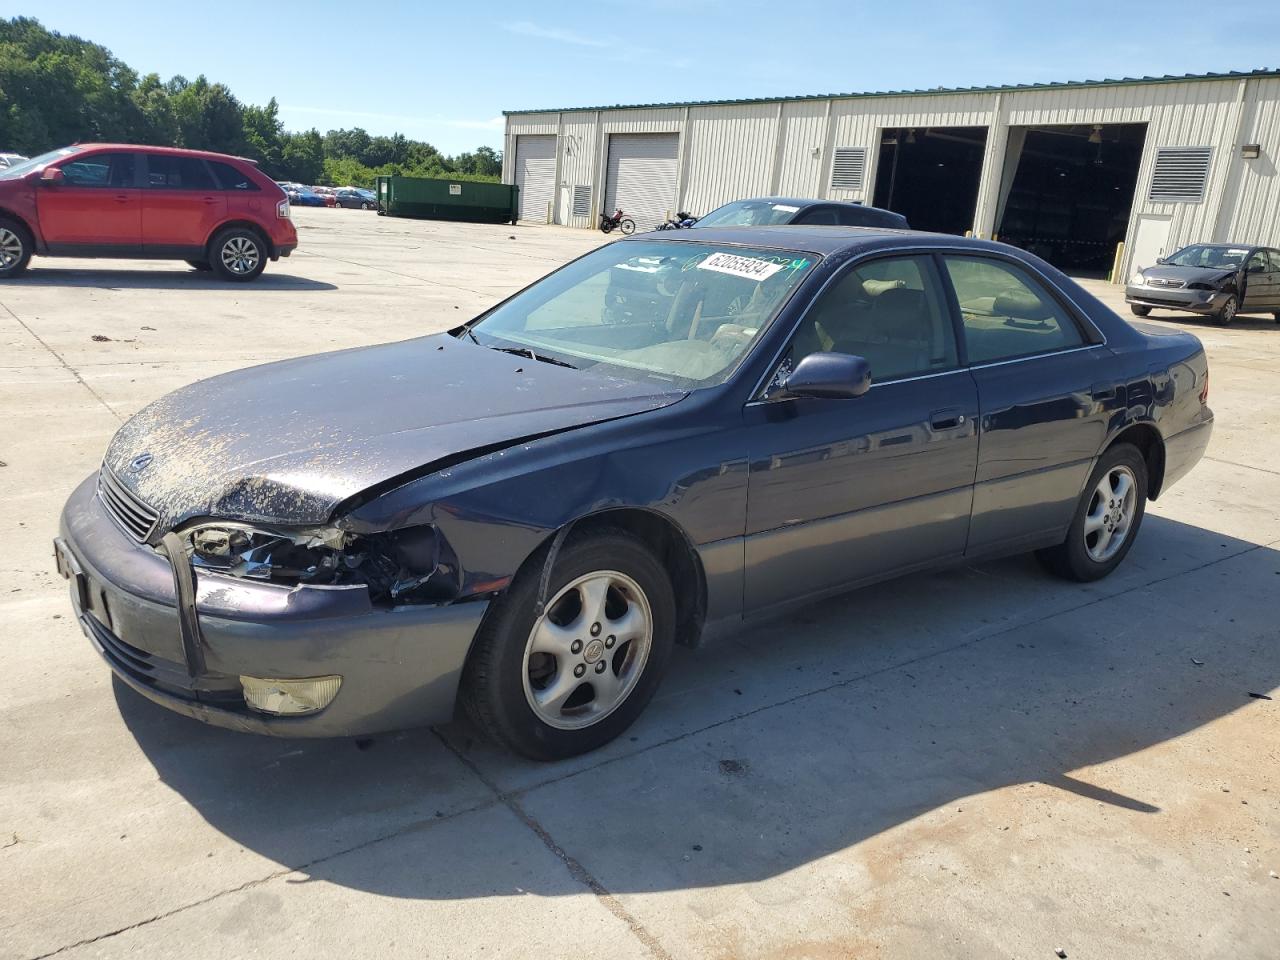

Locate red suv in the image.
[0,144,298,282]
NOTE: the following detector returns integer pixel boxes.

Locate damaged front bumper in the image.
[55,474,487,737]
[1124,284,1229,315]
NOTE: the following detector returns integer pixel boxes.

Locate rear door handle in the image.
[930,408,965,430]
[202,196,218,204]
[113,194,130,203]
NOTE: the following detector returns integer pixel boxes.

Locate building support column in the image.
[972,92,1006,238]
[675,106,693,213]
[768,102,786,195]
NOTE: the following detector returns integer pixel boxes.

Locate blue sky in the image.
[21,0,1279,155]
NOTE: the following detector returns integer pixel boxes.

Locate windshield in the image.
[467,240,817,386]
[695,200,803,228]
[0,146,81,180]
[1163,245,1250,269]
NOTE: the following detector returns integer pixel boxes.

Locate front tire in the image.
[210,227,267,282]
[1129,304,1151,317]
[619,218,636,235]
[1215,294,1237,326]
[462,529,676,760]
[0,218,33,279]
[1037,443,1147,582]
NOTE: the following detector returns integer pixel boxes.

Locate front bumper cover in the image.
[1124,284,1228,315]
[55,473,486,737]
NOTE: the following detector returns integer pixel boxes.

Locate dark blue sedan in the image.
[56,228,1213,759]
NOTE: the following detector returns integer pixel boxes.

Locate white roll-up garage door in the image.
[515,135,556,223]
[605,133,678,232]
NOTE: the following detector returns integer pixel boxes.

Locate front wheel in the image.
[1037,443,1147,582]
[619,218,636,235]
[0,218,33,279]
[1215,294,1237,326]
[360,202,371,210]
[462,529,675,760]
[1129,304,1151,317]
[210,227,267,282]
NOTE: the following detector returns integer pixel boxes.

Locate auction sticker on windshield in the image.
[697,252,788,281]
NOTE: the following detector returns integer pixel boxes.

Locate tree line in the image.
[0,17,501,186]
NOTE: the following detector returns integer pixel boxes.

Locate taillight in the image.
[277,199,292,220]
[1199,370,1209,405]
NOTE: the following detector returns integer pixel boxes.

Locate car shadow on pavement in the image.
[114,515,1279,900]
[21,268,336,291]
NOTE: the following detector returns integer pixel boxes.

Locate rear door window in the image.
[145,155,218,190]
[61,153,136,188]
[941,256,1085,365]
[207,160,260,191]
[793,207,838,225]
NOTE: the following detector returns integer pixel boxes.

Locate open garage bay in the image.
[1,209,1277,960]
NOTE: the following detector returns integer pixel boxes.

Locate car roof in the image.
[623,224,998,256]
[70,143,257,164]
[717,196,899,214]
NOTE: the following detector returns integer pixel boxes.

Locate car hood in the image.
[103,334,685,531]
[1139,264,1234,285]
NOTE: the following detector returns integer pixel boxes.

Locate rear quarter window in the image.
[208,160,260,191]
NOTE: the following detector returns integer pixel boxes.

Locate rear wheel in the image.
[619,218,636,235]
[1129,304,1151,317]
[1215,294,1237,326]
[0,218,33,279]
[462,529,675,760]
[1037,443,1147,582]
[210,227,266,282]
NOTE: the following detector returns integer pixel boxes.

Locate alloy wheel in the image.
[0,227,23,268]
[1083,465,1137,563]
[220,236,261,275]
[522,570,653,730]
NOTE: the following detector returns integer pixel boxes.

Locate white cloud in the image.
[502,20,609,48]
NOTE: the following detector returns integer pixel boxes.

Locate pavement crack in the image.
[1204,455,1280,477]
[21,797,500,960]
[0,298,123,423]
[436,731,674,960]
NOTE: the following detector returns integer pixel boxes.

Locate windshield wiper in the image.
[489,345,578,369]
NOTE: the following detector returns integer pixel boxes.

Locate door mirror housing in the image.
[39,166,64,185]
[781,352,872,400]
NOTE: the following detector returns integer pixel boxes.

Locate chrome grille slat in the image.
[97,465,159,542]
[1147,277,1186,289]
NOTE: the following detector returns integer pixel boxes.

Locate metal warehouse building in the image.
[502,70,1280,278]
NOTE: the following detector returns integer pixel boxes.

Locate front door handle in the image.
[202,196,218,204]
[929,408,966,431]
[113,194,130,203]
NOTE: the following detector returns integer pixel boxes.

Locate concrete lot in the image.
[1,208,1277,960]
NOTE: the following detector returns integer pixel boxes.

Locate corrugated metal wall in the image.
[505,76,1280,277]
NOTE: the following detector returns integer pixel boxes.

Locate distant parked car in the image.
[0,144,297,281]
[694,197,909,230]
[334,187,376,210]
[0,152,28,169]
[286,185,327,207]
[311,186,338,207]
[1126,243,1280,326]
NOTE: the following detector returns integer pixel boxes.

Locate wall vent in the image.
[1148,147,1212,202]
[572,184,592,217]
[829,147,868,190]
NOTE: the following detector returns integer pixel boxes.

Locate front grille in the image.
[1147,277,1185,289]
[98,465,160,543]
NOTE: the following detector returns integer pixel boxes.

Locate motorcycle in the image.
[599,208,636,235]
[657,211,698,230]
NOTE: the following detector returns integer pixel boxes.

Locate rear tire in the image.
[0,217,33,279]
[1129,304,1151,317]
[1214,294,1237,326]
[619,218,636,235]
[209,227,267,282]
[1036,443,1147,582]
[461,529,676,760]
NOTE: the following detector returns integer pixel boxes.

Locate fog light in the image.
[240,675,341,716]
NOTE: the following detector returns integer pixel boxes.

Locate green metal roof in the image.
[503,69,1280,116]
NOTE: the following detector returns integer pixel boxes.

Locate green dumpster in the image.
[375,176,518,224]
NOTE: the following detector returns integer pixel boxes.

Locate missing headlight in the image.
[180,521,458,604]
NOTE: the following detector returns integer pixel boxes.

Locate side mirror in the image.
[40,166,64,185]
[1155,257,1166,264]
[782,352,872,400]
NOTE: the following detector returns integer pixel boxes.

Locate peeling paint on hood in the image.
[103,334,685,532]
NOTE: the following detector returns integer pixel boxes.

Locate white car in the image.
[0,152,29,169]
